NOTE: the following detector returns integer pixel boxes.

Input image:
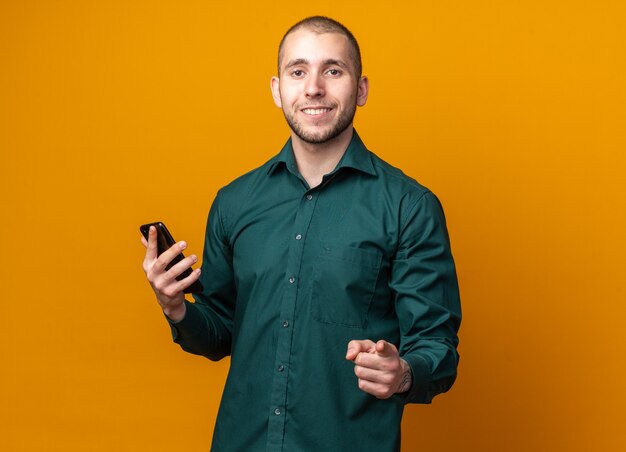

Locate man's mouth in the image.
[301,107,333,116]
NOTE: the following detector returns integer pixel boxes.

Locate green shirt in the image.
[169,131,461,451]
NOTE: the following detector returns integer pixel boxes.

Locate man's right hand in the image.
[141,225,202,322]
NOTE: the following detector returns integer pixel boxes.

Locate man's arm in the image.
[141,194,237,361]
[346,191,461,402]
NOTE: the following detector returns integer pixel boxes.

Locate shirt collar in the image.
[267,130,376,177]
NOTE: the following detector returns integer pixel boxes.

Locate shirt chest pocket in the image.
[310,245,383,328]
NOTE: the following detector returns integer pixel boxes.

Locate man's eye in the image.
[327,69,341,76]
[292,70,304,77]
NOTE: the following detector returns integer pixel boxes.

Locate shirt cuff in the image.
[166,300,204,342]
[395,353,433,404]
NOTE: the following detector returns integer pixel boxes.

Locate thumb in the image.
[346,339,375,360]
[375,340,398,358]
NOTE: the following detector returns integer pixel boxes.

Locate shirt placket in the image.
[265,187,318,451]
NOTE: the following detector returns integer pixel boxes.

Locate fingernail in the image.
[179,241,187,249]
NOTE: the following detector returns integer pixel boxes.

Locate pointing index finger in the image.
[375,340,398,358]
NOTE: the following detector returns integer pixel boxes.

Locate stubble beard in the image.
[283,101,357,145]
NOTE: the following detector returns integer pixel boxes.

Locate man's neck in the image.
[291,126,354,188]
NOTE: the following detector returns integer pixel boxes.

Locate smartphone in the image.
[140,222,203,294]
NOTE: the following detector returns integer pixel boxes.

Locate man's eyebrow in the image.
[284,58,309,70]
[323,59,349,69]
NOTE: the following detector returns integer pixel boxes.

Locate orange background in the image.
[1,1,625,451]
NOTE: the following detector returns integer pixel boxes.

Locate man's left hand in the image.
[346,339,412,399]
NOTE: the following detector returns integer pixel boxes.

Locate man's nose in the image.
[304,73,324,97]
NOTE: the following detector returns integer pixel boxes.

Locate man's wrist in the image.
[395,358,413,394]
[163,301,187,323]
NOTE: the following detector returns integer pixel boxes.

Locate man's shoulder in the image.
[215,153,278,201]
[368,150,431,198]
[366,150,447,228]
[208,154,279,233]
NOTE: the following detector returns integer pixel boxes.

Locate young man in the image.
[142,16,461,451]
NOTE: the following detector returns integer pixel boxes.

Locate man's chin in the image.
[297,133,333,145]
[291,125,351,145]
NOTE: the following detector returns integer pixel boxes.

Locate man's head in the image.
[272,16,368,146]
[277,16,362,78]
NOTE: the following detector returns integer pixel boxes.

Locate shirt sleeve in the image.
[166,191,237,361]
[390,190,462,404]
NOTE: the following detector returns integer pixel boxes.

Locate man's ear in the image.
[270,76,282,108]
[356,76,369,107]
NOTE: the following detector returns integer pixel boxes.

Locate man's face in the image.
[271,29,368,145]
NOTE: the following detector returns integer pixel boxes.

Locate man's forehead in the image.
[280,29,352,69]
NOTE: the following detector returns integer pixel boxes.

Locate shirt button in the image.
[289,276,295,284]
[274,408,281,416]
[295,234,302,240]
[278,364,285,372]
[282,320,289,328]
[306,194,313,201]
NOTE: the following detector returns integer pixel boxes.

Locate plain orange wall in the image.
[1,1,625,451]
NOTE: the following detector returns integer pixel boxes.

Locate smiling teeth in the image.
[302,108,331,115]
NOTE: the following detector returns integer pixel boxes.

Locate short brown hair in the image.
[277,16,362,77]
